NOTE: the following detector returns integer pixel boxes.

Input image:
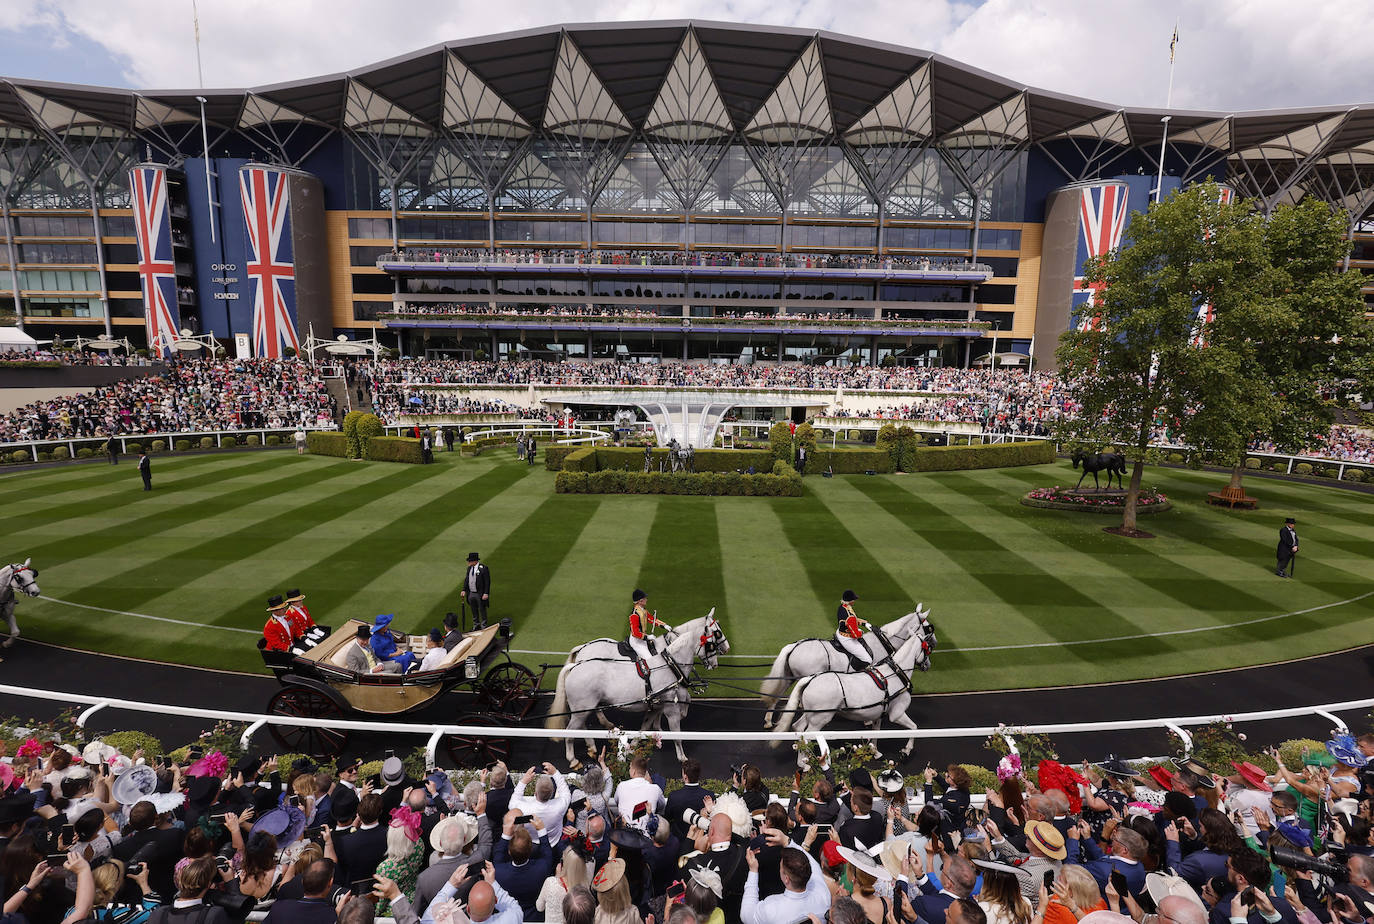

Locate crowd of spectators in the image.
[0,351,148,367]
[371,390,540,422]
[826,373,1076,437]
[1250,427,1374,465]
[2,731,1373,924]
[383,306,978,330]
[383,249,987,274]
[0,360,338,442]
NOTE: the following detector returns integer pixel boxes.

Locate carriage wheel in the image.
[267,687,350,758]
[445,714,512,769]
[477,662,540,717]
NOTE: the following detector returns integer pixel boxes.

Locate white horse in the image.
[0,559,41,651]
[545,612,729,767]
[771,622,936,760]
[760,607,935,728]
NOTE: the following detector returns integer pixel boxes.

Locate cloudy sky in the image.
[0,0,1368,113]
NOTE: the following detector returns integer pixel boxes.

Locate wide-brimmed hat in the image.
[1230,761,1272,792]
[1099,757,1138,779]
[250,803,307,848]
[266,594,287,612]
[82,741,118,765]
[137,791,186,816]
[111,765,158,806]
[593,857,626,892]
[973,859,1023,878]
[609,827,652,852]
[1276,822,1313,848]
[1025,820,1067,860]
[836,844,891,881]
[879,840,909,879]
[1145,872,1206,912]
[1326,735,1369,769]
[1147,765,1176,790]
[431,814,475,854]
[106,755,133,777]
[285,589,305,603]
[876,769,905,795]
[1171,758,1217,789]
[373,614,395,633]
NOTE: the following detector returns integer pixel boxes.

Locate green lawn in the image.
[8,449,1373,694]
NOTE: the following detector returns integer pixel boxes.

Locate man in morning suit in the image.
[465,552,491,629]
[137,451,151,491]
[1276,516,1299,577]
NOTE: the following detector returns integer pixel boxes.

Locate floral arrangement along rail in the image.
[1021,486,1172,514]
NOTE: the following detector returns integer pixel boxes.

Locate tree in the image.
[1205,198,1373,492]
[1055,182,1266,533]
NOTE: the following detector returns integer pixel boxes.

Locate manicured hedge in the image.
[562,447,598,472]
[175,440,191,452]
[307,431,350,457]
[53,446,70,461]
[906,441,1055,472]
[555,468,802,496]
[220,436,236,449]
[544,446,578,470]
[809,448,894,474]
[365,436,424,463]
[460,435,517,455]
[592,447,775,473]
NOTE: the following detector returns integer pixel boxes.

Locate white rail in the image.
[0,684,1366,770]
[0,425,340,460]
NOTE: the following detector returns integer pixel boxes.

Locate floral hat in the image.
[1326,735,1369,769]
[996,754,1023,783]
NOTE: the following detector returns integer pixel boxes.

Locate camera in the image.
[682,809,710,833]
[1269,845,1347,882]
[126,862,145,876]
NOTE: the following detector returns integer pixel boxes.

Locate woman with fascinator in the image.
[375,805,425,916]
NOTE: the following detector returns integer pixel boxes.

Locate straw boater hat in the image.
[266,594,288,612]
[1230,762,1272,792]
[285,589,305,604]
[1171,758,1217,789]
[1025,820,1067,860]
[430,813,475,855]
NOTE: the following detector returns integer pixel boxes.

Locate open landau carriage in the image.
[259,618,539,766]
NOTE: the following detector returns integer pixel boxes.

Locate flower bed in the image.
[1020,487,1172,515]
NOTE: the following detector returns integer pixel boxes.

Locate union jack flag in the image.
[129,167,181,356]
[240,167,300,358]
[1071,183,1130,332]
[1189,185,1235,348]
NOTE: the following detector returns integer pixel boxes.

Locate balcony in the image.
[378,249,995,283]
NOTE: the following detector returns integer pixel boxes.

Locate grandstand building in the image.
[2,21,1373,368]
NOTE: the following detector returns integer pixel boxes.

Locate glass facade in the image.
[18,242,99,263]
[15,216,93,236]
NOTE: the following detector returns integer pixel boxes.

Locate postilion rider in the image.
[627,588,683,698]
[835,589,875,670]
[261,592,326,654]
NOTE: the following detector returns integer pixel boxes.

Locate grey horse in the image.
[0,559,41,654]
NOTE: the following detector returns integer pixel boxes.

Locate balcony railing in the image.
[378,309,991,335]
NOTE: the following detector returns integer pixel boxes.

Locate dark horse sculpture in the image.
[1071,450,1127,491]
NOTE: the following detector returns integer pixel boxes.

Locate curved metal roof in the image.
[3,20,1373,215]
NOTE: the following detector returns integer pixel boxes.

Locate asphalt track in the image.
[2,637,1369,778]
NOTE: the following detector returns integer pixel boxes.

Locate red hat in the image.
[1036,760,1089,813]
[821,840,846,869]
[1147,765,1176,790]
[1230,761,1272,792]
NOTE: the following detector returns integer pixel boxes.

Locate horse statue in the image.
[545,611,729,767]
[759,607,935,728]
[771,628,931,760]
[1070,449,1127,491]
[0,559,41,651]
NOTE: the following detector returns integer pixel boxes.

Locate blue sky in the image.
[0,21,134,87]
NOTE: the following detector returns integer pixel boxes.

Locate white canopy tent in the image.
[0,327,39,352]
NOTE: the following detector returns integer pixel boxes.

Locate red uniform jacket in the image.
[262,615,294,652]
[629,605,663,639]
[286,603,315,636]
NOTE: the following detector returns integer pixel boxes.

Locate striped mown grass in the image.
[12,449,1373,693]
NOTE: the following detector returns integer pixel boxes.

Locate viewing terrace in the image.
[377,248,996,283]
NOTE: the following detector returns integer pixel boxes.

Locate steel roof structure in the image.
[3,21,1374,220]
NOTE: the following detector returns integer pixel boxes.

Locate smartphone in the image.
[1240,887,1257,907]
[666,882,686,901]
[352,878,376,897]
[289,795,302,808]
[1043,870,1056,891]
[569,797,587,813]
[814,823,832,832]
[1109,871,1129,897]
[154,755,165,768]
[384,749,395,760]
[60,824,75,844]
[513,814,533,825]
[45,853,68,866]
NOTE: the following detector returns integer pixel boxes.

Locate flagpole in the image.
[1154,20,1179,205]
[192,0,216,243]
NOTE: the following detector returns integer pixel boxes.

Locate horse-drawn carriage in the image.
[259,618,539,766]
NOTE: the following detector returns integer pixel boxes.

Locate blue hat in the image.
[1275,822,1313,848]
[372,614,394,633]
[249,803,307,849]
[1325,734,1368,768]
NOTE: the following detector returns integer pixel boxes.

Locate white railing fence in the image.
[0,683,1366,776]
[0,425,340,461]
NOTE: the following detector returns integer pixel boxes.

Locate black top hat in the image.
[467,552,480,562]
[1285,517,1296,524]
[632,589,647,603]
[291,757,318,775]
[331,788,360,824]
[335,756,361,774]
[187,776,221,808]
[234,755,263,778]
[0,792,36,826]
[848,768,874,791]
[266,594,286,611]
[250,788,278,815]
[355,624,372,639]
[842,590,858,602]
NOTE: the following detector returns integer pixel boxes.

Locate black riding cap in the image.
[632,589,647,602]
[842,590,858,602]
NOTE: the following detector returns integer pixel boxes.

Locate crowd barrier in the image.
[0,426,340,461]
[0,682,1367,779]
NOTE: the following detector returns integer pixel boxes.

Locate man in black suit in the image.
[837,788,885,849]
[464,552,492,630]
[263,859,338,924]
[335,793,388,887]
[902,852,977,923]
[137,451,151,491]
[666,758,713,842]
[526,437,537,466]
[484,762,514,831]
[1276,516,1299,577]
[113,800,185,900]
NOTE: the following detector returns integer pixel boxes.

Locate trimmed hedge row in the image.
[555,467,802,496]
[592,447,776,473]
[307,431,350,457]
[544,446,579,470]
[460,435,517,455]
[906,441,1055,471]
[366,436,424,463]
[808,448,894,474]
[562,447,598,472]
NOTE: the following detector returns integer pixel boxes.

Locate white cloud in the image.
[6,0,1374,113]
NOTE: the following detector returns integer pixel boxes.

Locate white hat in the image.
[82,742,118,765]
[1145,873,1206,912]
[111,765,158,806]
[106,755,133,777]
[836,845,891,881]
[136,791,185,815]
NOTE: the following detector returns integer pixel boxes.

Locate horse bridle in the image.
[8,564,38,596]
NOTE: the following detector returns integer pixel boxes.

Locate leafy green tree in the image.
[1055,182,1265,533]
[768,420,793,464]
[357,413,384,459]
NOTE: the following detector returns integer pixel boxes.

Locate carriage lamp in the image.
[465,656,479,679]
[498,618,513,640]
